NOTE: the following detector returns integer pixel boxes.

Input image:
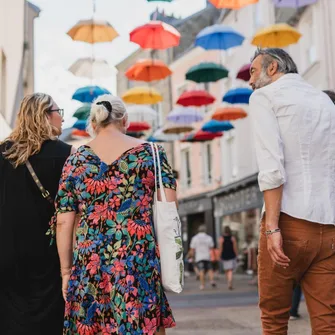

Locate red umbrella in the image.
[72,129,90,137]
[127,121,151,132]
[236,64,251,81]
[181,130,223,142]
[130,21,181,50]
[177,90,216,107]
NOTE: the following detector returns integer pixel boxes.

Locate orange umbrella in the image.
[130,21,181,50]
[72,129,90,137]
[125,59,172,82]
[209,0,258,9]
[212,107,247,121]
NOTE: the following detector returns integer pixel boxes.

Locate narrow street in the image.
[167,275,311,335]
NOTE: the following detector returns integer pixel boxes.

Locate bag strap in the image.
[151,143,167,202]
[150,142,158,199]
[25,160,54,204]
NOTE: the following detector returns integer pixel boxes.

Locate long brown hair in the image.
[2,93,57,167]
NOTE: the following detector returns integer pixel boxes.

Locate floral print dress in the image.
[54,143,177,335]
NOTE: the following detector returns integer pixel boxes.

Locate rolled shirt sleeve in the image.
[250,89,286,192]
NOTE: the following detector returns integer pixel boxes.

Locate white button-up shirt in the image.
[250,74,335,225]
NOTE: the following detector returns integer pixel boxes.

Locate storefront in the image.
[211,173,263,249]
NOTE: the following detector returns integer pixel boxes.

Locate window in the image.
[181,149,191,188]
[152,103,162,129]
[202,143,212,184]
[0,50,6,118]
[221,130,237,185]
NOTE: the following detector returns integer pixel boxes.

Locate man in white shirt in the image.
[189,225,216,290]
[249,48,335,335]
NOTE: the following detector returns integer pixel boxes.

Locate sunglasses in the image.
[48,108,64,118]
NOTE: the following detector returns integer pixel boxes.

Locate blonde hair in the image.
[88,94,128,136]
[2,93,57,168]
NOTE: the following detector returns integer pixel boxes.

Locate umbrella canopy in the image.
[130,21,181,50]
[127,105,157,121]
[72,86,111,103]
[125,59,172,82]
[186,62,229,83]
[177,90,216,107]
[122,87,163,105]
[273,0,317,8]
[67,19,119,44]
[236,64,251,81]
[69,58,115,79]
[73,119,87,131]
[146,135,166,142]
[72,129,90,137]
[182,130,223,142]
[195,24,244,51]
[212,107,247,121]
[163,123,194,134]
[202,120,234,132]
[127,121,151,132]
[154,128,182,141]
[167,107,204,124]
[223,88,253,104]
[209,0,259,9]
[73,104,91,120]
[252,23,301,48]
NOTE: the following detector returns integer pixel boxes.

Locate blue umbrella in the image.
[202,120,234,133]
[73,119,87,131]
[195,24,245,50]
[223,88,253,104]
[147,135,165,143]
[72,86,111,103]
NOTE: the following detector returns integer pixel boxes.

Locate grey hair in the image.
[251,48,298,75]
[198,224,206,233]
[88,94,127,135]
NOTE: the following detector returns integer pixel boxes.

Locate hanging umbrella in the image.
[223,88,253,104]
[127,105,157,121]
[236,64,251,82]
[154,128,182,141]
[130,21,181,50]
[195,24,244,50]
[122,87,163,104]
[177,90,216,107]
[209,0,259,9]
[273,0,317,8]
[163,123,194,134]
[167,107,204,124]
[251,23,301,48]
[186,62,229,83]
[73,120,87,131]
[193,130,223,141]
[146,135,166,142]
[202,120,234,132]
[125,59,172,82]
[73,104,91,120]
[127,121,151,132]
[212,107,247,121]
[127,131,145,138]
[72,86,111,103]
[72,129,90,137]
[69,58,115,79]
[67,19,119,44]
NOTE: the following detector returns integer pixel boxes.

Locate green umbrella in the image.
[186,62,229,83]
[73,104,91,120]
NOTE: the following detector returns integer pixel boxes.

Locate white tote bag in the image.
[150,143,184,294]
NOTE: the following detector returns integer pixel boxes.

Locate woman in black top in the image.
[0,93,74,335]
[219,226,238,290]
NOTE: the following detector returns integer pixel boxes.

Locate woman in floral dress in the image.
[55,95,177,335]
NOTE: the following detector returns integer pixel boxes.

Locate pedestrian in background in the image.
[0,93,74,335]
[249,48,335,334]
[189,224,216,290]
[219,226,238,290]
[55,95,177,335]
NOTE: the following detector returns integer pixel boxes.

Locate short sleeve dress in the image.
[54,142,177,335]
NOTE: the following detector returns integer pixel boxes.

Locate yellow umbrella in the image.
[67,19,119,44]
[251,23,301,48]
[122,87,163,105]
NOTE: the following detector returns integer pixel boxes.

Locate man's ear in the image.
[267,61,278,76]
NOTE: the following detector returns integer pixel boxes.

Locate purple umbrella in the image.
[273,0,317,8]
[166,107,204,124]
[236,64,251,82]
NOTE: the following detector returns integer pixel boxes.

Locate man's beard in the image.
[253,70,272,90]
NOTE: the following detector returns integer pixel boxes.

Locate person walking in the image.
[55,95,177,335]
[0,93,74,335]
[249,48,335,334]
[189,225,216,290]
[219,226,238,290]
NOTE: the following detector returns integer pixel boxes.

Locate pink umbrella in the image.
[236,64,251,81]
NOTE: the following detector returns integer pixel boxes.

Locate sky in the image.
[31,0,207,128]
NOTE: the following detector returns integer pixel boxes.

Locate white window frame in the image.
[181,148,192,189]
[202,142,213,185]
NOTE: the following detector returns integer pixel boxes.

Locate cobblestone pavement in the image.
[166,274,311,335]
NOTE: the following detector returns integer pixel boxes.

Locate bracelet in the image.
[265,228,281,236]
[60,267,71,276]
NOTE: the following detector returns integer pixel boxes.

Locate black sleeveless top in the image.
[221,235,236,261]
[0,139,71,335]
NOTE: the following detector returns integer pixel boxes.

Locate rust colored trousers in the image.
[258,213,335,334]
